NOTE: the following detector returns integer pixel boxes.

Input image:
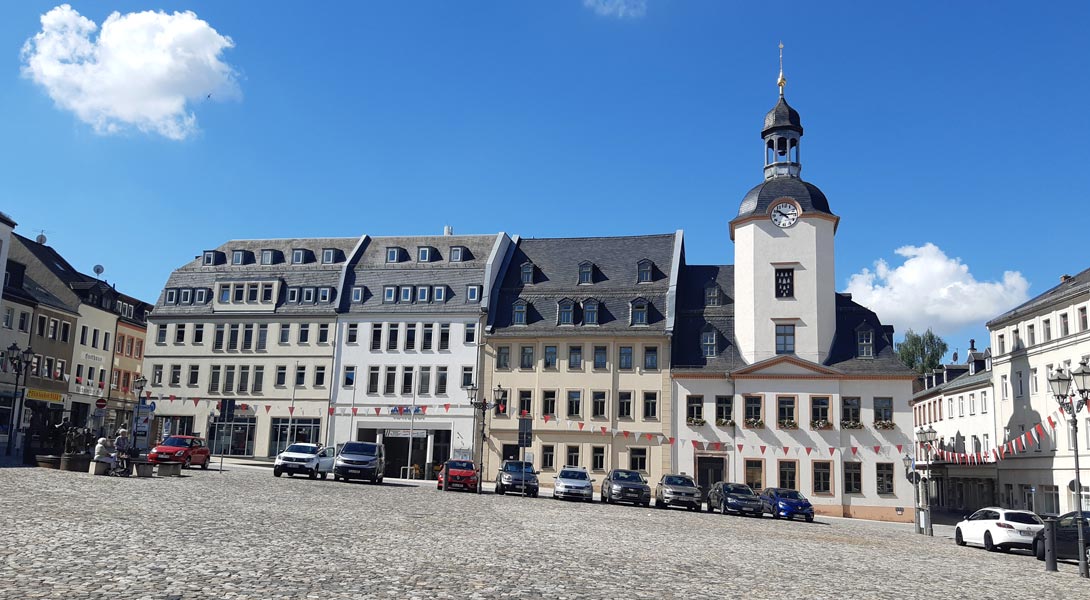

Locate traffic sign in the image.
[149,401,157,412]
[95,398,107,409]
[518,417,533,448]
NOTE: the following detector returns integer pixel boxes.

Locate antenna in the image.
[93,265,104,277]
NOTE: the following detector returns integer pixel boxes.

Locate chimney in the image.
[1061,274,1072,283]
[442,225,453,236]
[969,338,976,352]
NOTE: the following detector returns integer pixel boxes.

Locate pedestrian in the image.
[114,429,130,470]
[93,437,116,468]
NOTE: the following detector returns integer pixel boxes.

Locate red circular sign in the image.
[95,398,107,409]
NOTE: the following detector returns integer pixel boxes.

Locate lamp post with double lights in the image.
[916,425,938,536]
[1047,361,1089,579]
[466,383,503,494]
[903,454,921,534]
[3,343,34,456]
[131,375,147,451]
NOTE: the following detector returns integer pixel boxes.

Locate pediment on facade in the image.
[731,355,841,378]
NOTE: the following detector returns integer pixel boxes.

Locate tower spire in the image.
[777,42,786,96]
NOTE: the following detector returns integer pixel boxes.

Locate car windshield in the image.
[777,490,805,500]
[285,444,319,455]
[341,442,379,456]
[726,484,755,496]
[504,462,533,473]
[559,470,588,480]
[664,476,695,486]
[446,461,475,470]
[613,471,642,482]
[160,437,190,447]
[1005,512,1043,525]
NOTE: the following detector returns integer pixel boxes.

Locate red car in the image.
[436,459,479,492]
[148,435,211,469]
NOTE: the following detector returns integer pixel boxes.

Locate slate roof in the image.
[152,237,361,317]
[762,97,803,136]
[671,264,744,372]
[823,293,915,376]
[489,233,679,337]
[344,234,499,315]
[12,274,79,315]
[987,266,1090,328]
[736,176,832,219]
[0,211,15,228]
[943,369,992,394]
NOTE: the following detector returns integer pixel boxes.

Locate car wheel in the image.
[532,491,539,498]
[805,514,814,523]
[496,484,505,495]
[273,467,282,478]
[319,472,327,480]
[200,457,209,470]
[183,457,192,469]
[642,501,650,508]
[436,483,442,491]
[984,532,997,552]
[343,476,351,483]
[772,510,781,520]
[954,528,964,546]
[287,472,294,477]
[334,474,340,482]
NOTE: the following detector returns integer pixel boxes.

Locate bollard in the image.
[1044,517,1058,572]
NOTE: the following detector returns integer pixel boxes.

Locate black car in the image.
[654,474,704,511]
[708,482,764,516]
[600,469,651,506]
[495,460,539,497]
[1034,512,1090,563]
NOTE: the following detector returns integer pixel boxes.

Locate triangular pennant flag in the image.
[829,447,836,456]
[265,405,271,413]
[192,397,200,407]
[712,442,721,451]
[578,422,585,431]
[543,415,550,423]
[499,404,505,413]
[873,446,882,454]
[601,427,607,435]
[169,394,176,402]
[288,406,295,416]
[759,445,766,454]
[1035,423,1045,438]
[622,431,630,438]
[444,403,451,413]
[146,391,152,399]
[851,447,859,456]
[691,440,700,448]
[328,407,335,415]
[667,437,675,445]
[783,447,789,456]
[646,433,654,441]
[240,404,248,411]
[896,444,903,453]
[737,444,744,453]
[805,447,813,456]
[1047,415,1057,429]
[349,407,358,416]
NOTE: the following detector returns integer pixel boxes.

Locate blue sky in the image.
[2,1,1088,357]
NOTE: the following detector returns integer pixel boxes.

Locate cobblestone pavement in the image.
[1,464,1086,599]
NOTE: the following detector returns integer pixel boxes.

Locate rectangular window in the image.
[436,367,448,395]
[243,324,254,350]
[435,286,447,302]
[687,395,704,421]
[47,318,58,339]
[842,397,861,423]
[592,392,607,418]
[248,285,259,303]
[745,460,764,491]
[302,288,315,304]
[228,325,239,350]
[544,345,557,369]
[418,367,431,395]
[874,397,893,422]
[301,324,314,345]
[174,324,186,344]
[220,286,232,304]
[439,324,450,350]
[423,324,434,350]
[568,345,583,370]
[238,366,251,392]
[618,392,632,419]
[876,463,894,494]
[257,324,268,350]
[261,284,273,303]
[461,366,473,389]
[497,346,511,369]
[384,367,396,394]
[592,447,605,471]
[316,324,329,344]
[775,268,794,298]
[318,288,330,303]
[777,396,796,425]
[195,289,207,303]
[208,366,221,393]
[188,365,199,386]
[775,324,795,354]
[400,287,412,303]
[643,346,658,370]
[371,324,382,350]
[857,330,874,358]
[386,248,399,263]
[295,366,306,387]
[312,366,325,387]
[643,392,657,419]
[404,324,416,351]
[518,390,532,416]
[418,286,430,303]
[223,366,236,393]
[193,324,205,345]
[593,346,607,369]
[464,323,476,344]
[387,324,399,350]
[584,302,598,325]
[278,323,289,345]
[844,462,862,494]
[275,366,287,387]
[520,346,534,369]
[234,286,245,303]
[542,445,555,470]
[156,326,167,345]
[253,366,264,393]
[166,289,178,304]
[352,287,363,302]
[80,325,88,345]
[567,391,582,417]
[745,396,763,422]
[450,247,463,262]
[981,390,989,414]
[465,285,479,302]
[60,322,71,343]
[813,462,832,494]
[543,390,557,417]
[778,461,797,490]
[323,248,336,264]
[367,367,380,394]
[1001,375,1009,400]
[1081,307,1089,331]
[618,346,633,370]
[715,396,733,422]
[1061,313,1070,336]
[629,448,647,472]
[567,445,581,468]
[1028,324,1036,346]
[293,249,305,264]
[384,287,396,303]
[401,367,414,394]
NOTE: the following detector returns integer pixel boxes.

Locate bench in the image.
[89,460,111,476]
[157,462,182,477]
[132,460,155,478]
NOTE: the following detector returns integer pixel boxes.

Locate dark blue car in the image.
[760,487,815,522]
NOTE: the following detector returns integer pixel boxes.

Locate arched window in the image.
[637,260,653,283]
[513,300,528,325]
[520,263,534,285]
[558,300,575,325]
[631,299,649,326]
[578,262,593,285]
[583,300,599,326]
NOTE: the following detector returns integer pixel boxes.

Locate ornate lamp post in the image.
[903,454,921,534]
[131,375,147,450]
[1048,361,1089,578]
[3,343,34,457]
[917,425,938,536]
[466,383,502,494]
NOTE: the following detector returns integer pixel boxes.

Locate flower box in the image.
[686,417,707,427]
[874,420,897,430]
[778,419,799,430]
[716,418,736,427]
[841,420,864,430]
[810,419,833,430]
[744,418,765,429]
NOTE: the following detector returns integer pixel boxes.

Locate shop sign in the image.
[384,429,426,438]
[82,352,105,363]
[26,389,64,404]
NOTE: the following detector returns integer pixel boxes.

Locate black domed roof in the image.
[762,97,802,136]
[736,176,830,219]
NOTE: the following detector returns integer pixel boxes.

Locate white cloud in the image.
[21,4,239,140]
[583,0,647,19]
[844,243,1030,337]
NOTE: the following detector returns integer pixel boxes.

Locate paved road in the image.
[0,465,1085,599]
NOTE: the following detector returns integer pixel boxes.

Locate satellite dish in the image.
[35,233,47,244]
[93,265,104,277]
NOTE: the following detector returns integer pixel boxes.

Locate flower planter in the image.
[810,420,833,430]
[60,454,91,473]
[744,419,765,429]
[874,421,897,431]
[686,418,707,427]
[778,420,799,430]
[716,419,736,428]
[840,421,864,430]
[35,455,61,469]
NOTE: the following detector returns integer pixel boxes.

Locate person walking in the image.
[114,429,131,473]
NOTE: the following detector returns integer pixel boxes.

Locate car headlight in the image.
[612,484,622,492]
[501,474,513,482]
[175,450,185,457]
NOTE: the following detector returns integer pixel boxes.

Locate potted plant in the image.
[716,418,736,427]
[687,417,707,426]
[744,418,765,429]
[778,419,799,430]
[810,419,833,430]
[841,420,864,430]
[874,420,897,430]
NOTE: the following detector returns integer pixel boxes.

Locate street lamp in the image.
[903,454,921,535]
[1048,361,1089,579]
[466,383,502,494]
[917,425,938,537]
[3,343,34,457]
[131,375,147,451]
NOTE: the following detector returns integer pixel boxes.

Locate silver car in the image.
[552,466,595,501]
[654,474,704,511]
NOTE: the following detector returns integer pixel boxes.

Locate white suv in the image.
[552,466,594,501]
[273,443,334,479]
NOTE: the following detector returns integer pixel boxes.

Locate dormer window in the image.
[165,289,177,304]
[558,300,575,325]
[386,248,401,263]
[400,287,412,303]
[701,327,718,357]
[383,286,396,303]
[450,247,464,262]
[292,249,306,264]
[352,287,363,302]
[203,251,216,266]
[322,249,336,264]
[287,288,299,303]
[418,247,431,262]
[434,286,447,302]
[637,260,653,283]
[578,262,593,285]
[513,300,528,325]
[318,288,331,303]
[232,250,246,265]
[195,289,207,303]
[233,286,245,303]
[303,288,316,303]
[705,284,721,307]
[179,289,191,304]
[465,285,479,303]
[417,286,430,303]
[857,329,874,358]
[219,285,230,303]
[520,263,534,285]
[631,299,649,326]
[583,300,599,325]
[261,250,275,265]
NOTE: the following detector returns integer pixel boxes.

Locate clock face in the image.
[770,202,799,228]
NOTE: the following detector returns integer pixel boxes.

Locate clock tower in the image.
[730,55,839,365]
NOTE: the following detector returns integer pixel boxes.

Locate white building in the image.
[330,232,513,479]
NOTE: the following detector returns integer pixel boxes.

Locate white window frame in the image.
[261,250,274,265]
[418,247,431,262]
[287,288,299,303]
[465,286,479,303]
[318,288,330,303]
[165,289,177,304]
[203,252,215,266]
[352,287,363,302]
[179,289,191,304]
[450,247,463,262]
[400,287,413,303]
[434,286,446,302]
[303,288,315,303]
[417,287,430,303]
[322,249,335,264]
[292,249,305,264]
[195,289,207,303]
[386,248,399,263]
[232,250,245,265]
[638,261,652,283]
[383,287,396,303]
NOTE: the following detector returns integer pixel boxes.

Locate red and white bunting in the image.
[328,407,335,415]
[578,422,585,431]
[288,406,295,416]
[192,397,200,407]
[737,444,744,453]
[759,445,766,455]
[444,403,451,413]
[264,405,271,413]
[805,447,813,456]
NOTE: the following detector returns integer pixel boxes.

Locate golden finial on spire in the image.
[777,42,786,96]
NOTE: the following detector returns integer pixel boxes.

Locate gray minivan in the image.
[333,441,385,484]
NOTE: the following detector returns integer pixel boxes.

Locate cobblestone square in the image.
[1,464,1085,599]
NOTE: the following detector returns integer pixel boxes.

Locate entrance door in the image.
[501,443,520,462]
[696,456,724,498]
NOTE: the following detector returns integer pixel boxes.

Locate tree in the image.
[896,328,949,374]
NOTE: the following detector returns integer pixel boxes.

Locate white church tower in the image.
[731,50,839,365]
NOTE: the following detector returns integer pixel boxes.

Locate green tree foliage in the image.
[896,329,949,374]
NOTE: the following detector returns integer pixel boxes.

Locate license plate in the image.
[348,469,360,474]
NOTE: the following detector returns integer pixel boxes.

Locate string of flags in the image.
[925,406,1068,466]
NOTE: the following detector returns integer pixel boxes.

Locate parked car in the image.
[495,460,539,497]
[954,507,1044,552]
[600,469,651,506]
[708,482,764,516]
[437,459,478,492]
[760,487,815,522]
[1033,512,1090,563]
[147,435,211,469]
[552,466,595,501]
[654,474,703,511]
[273,443,334,479]
[333,441,385,484]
